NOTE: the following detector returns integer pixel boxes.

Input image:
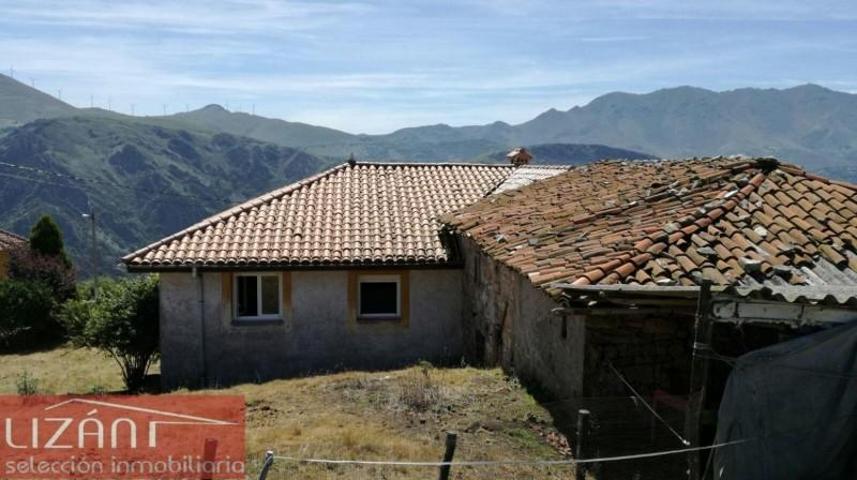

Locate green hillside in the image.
[5,73,854,180]
[513,85,857,168]
[0,75,76,127]
[0,116,332,275]
[164,104,355,147]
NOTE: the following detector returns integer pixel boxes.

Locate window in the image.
[234,273,281,320]
[358,274,401,319]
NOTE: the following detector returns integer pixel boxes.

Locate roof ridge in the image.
[354,161,514,168]
[570,162,766,285]
[121,162,352,263]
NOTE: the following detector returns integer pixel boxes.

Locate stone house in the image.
[125,155,857,398]
[123,155,569,388]
[0,229,26,280]
[442,156,857,401]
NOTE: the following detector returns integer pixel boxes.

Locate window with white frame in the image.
[357,274,401,319]
[234,273,281,320]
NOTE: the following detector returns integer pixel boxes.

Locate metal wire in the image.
[271,439,746,467]
[608,362,690,445]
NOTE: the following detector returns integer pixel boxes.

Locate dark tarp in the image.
[713,321,857,479]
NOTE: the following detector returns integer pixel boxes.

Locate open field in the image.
[0,346,576,479]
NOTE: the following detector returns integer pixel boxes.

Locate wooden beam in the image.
[684,280,713,480]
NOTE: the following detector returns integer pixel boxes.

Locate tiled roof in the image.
[124,162,514,269]
[0,229,25,251]
[492,165,572,194]
[443,157,857,296]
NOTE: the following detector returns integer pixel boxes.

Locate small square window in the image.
[358,274,400,319]
[234,273,281,320]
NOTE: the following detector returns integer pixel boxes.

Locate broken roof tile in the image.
[444,157,857,293]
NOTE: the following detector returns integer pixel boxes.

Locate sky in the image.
[2,0,857,134]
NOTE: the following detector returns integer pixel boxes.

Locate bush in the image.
[397,363,442,411]
[8,243,76,303]
[60,275,159,392]
[0,279,56,348]
[15,370,40,396]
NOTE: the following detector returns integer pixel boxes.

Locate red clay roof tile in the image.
[444,157,857,293]
[125,162,514,268]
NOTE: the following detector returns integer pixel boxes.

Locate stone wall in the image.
[459,236,692,400]
[459,237,585,400]
[159,268,464,389]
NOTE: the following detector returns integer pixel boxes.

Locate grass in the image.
[0,346,576,479]
[0,344,129,394]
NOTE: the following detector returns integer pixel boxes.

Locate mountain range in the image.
[1,72,856,274]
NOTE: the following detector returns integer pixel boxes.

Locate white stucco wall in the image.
[159,269,464,389]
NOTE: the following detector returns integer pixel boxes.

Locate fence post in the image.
[438,431,458,480]
[257,450,274,480]
[575,409,591,480]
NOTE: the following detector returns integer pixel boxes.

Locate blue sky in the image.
[2,0,856,133]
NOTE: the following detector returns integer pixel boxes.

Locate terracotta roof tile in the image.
[444,157,857,293]
[0,229,26,251]
[125,162,514,268]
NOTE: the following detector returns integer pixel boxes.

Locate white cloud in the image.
[0,0,372,34]
[1,0,855,132]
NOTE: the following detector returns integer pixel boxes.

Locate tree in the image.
[29,215,69,262]
[60,275,159,392]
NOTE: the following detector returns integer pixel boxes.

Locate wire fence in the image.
[251,440,746,480]
[249,391,731,480]
[254,459,575,480]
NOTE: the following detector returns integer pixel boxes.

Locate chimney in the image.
[506,147,532,167]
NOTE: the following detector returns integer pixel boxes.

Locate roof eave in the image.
[126,259,465,273]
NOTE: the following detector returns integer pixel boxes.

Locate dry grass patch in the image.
[0,347,574,478]
[0,345,134,394]
[216,364,571,478]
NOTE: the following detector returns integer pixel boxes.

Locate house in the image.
[123,157,570,388]
[126,154,857,478]
[0,229,26,280]
[442,156,857,478]
[125,155,857,400]
[443,156,857,398]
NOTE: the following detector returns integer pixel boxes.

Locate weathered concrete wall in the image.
[460,237,585,400]
[159,269,463,389]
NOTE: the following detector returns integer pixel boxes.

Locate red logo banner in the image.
[0,395,245,479]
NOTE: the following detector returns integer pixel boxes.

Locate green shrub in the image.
[15,370,39,396]
[0,280,56,347]
[60,275,159,392]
